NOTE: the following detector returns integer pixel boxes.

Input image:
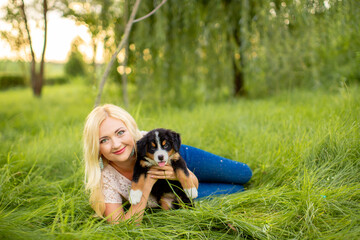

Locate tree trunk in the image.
[121,0,130,108]
[92,38,98,86]
[20,0,48,97]
[30,60,38,96]
[94,0,141,107]
[232,28,246,97]
[233,59,245,97]
[37,0,48,97]
[233,0,249,97]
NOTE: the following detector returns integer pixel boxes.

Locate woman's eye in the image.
[100,139,108,144]
[117,130,125,136]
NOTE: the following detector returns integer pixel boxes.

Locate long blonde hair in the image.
[83,104,142,217]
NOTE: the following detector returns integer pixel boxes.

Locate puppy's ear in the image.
[136,137,147,157]
[171,131,181,152]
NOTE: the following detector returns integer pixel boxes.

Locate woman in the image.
[83,104,252,223]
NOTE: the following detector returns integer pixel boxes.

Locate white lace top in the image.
[101,154,159,207]
[101,130,159,207]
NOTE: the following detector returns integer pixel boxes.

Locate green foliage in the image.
[0,74,26,90]
[0,84,359,239]
[131,0,233,107]
[45,76,69,85]
[245,0,360,96]
[65,49,87,78]
[0,60,65,79]
[122,0,360,105]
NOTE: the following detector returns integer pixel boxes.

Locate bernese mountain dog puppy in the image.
[129,128,198,209]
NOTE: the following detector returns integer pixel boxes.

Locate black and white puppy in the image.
[129,128,198,209]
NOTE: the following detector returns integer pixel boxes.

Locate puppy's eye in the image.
[162,140,169,148]
[150,142,156,150]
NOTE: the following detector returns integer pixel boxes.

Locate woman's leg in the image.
[179,145,252,198]
[180,145,252,184]
[197,183,245,199]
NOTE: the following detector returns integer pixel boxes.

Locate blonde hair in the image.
[83,104,142,217]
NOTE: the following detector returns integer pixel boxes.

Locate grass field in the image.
[0,60,64,77]
[0,83,359,239]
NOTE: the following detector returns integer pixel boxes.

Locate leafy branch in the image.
[94,0,167,107]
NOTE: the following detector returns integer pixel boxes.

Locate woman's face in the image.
[99,117,135,163]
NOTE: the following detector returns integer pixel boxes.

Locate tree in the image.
[1,0,50,97]
[60,0,115,86]
[64,37,86,77]
[94,0,167,107]
[223,0,249,97]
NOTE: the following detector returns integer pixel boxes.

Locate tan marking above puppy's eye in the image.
[151,142,156,147]
[162,140,166,146]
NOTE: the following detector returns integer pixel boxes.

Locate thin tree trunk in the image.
[92,37,98,86]
[121,0,130,108]
[37,0,48,96]
[20,0,48,97]
[95,0,141,107]
[233,59,245,97]
[20,0,38,96]
[94,0,167,107]
[233,0,248,97]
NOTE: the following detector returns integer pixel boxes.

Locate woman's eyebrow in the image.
[99,127,125,139]
[115,127,126,133]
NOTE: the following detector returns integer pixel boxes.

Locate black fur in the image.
[132,128,194,208]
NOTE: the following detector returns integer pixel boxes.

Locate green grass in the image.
[0,60,65,77]
[0,83,359,239]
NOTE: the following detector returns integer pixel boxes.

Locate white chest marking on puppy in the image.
[129,189,143,205]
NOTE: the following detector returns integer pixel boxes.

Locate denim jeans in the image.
[180,145,252,198]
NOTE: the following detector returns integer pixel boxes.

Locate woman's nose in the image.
[112,137,122,148]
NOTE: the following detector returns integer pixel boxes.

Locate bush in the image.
[65,50,86,77]
[46,76,69,85]
[0,75,26,90]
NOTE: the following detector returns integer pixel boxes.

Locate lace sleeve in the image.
[102,169,123,204]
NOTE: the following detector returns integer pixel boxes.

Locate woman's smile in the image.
[113,146,126,155]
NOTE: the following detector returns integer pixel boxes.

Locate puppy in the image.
[129,128,198,209]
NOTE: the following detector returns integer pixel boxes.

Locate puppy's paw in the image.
[184,187,198,199]
[129,189,143,205]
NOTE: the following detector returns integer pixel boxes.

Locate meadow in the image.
[0,83,359,239]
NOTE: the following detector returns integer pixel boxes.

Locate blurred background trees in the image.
[1,0,359,107]
[1,0,51,97]
[64,37,87,78]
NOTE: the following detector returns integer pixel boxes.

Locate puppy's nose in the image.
[158,155,164,160]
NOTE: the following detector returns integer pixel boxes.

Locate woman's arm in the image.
[104,177,157,224]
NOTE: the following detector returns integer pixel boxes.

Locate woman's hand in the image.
[148,165,178,180]
[148,166,199,190]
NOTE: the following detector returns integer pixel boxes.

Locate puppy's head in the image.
[136,128,181,167]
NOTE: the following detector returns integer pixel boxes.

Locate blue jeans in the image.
[180,145,252,198]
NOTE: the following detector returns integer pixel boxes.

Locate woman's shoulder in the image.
[140,130,148,137]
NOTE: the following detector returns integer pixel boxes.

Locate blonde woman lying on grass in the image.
[83,104,252,223]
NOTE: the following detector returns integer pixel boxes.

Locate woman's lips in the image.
[113,147,126,155]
